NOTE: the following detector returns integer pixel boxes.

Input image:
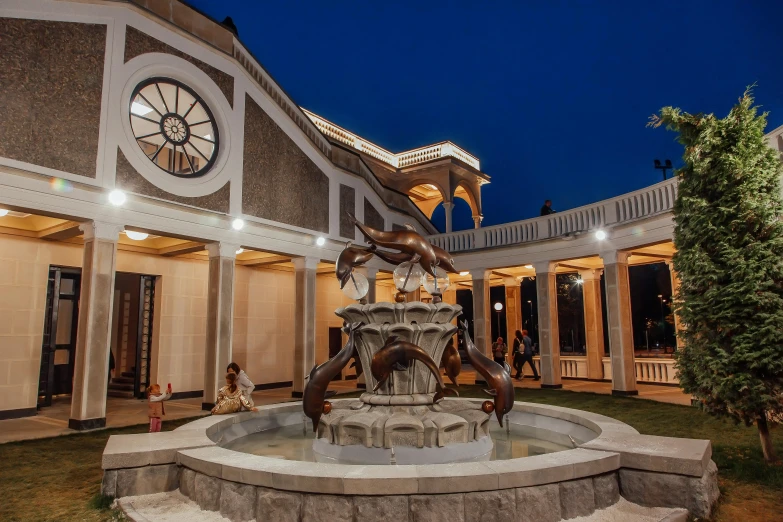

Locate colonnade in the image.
[470,250,682,396]
[67,220,384,429]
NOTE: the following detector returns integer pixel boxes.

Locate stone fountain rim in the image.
[155,399,645,495]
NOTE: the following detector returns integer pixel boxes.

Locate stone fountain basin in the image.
[102,398,714,490]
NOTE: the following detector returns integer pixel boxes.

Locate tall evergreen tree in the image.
[650,89,783,463]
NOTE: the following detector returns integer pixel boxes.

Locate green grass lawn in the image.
[0,387,781,521]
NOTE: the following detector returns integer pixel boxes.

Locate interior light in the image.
[0,209,8,217]
[231,218,245,231]
[130,101,153,116]
[524,264,533,269]
[493,302,504,311]
[204,134,212,140]
[236,248,244,255]
[108,190,126,206]
[576,278,584,284]
[595,230,607,240]
[316,236,326,247]
[459,271,469,276]
[124,230,148,241]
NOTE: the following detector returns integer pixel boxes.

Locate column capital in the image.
[469,268,490,281]
[79,221,123,241]
[442,201,455,209]
[206,242,240,259]
[293,256,319,271]
[578,268,603,281]
[600,249,630,265]
[503,276,520,287]
[532,261,558,274]
[472,215,483,229]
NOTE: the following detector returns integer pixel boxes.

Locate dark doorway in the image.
[328,327,343,380]
[38,267,81,407]
[108,273,157,399]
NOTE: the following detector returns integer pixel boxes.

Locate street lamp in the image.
[654,159,673,181]
[494,302,503,341]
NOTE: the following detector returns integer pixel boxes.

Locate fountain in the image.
[101,216,720,521]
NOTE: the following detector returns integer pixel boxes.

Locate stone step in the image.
[121,371,136,379]
[109,382,134,392]
[112,377,135,385]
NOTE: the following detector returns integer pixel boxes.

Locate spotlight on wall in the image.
[108,190,126,206]
[124,230,149,241]
[0,209,8,217]
[595,230,607,241]
[316,236,326,247]
[231,218,245,231]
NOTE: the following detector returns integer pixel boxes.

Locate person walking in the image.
[492,337,507,366]
[540,200,556,216]
[519,330,540,380]
[512,330,524,379]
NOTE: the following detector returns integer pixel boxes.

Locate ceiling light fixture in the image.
[524,264,533,269]
[459,271,469,276]
[595,230,607,240]
[108,190,126,206]
[124,230,149,241]
[231,218,245,231]
[0,209,8,217]
[236,248,244,255]
[316,237,326,247]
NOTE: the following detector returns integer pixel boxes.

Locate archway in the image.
[431,198,474,232]
[408,183,446,219]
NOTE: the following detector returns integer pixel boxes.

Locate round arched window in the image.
[129,78,219,178]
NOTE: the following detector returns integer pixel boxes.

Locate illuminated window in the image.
[129,78,219,178]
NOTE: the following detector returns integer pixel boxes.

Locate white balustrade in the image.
[428,177,679,252]
[559,356,588,378]
[634,358,679,384]
[301,110,480,170]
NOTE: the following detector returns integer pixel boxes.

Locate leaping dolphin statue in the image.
[348,213,439,277]
[371,336,458,403]
[335,242,375,289]
[461,320,514,426]
[303,322,362,432]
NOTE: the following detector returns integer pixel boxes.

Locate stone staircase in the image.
[108,371,136,399]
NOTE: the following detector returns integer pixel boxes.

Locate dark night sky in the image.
[189,0,783,232]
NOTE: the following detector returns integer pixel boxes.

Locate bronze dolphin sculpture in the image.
[335,242,375,289]
[303,323,362,432]
[440,337,462,386]
[371,243,459,275]
[461,320,514,426]
[371,336,458,402]
[348,213,439,277]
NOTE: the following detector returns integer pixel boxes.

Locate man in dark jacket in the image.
[517,330,540,380]
[540,200,555,216]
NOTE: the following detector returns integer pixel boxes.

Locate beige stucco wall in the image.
[232,267,295,386]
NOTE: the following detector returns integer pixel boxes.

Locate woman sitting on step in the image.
[211,372,258,415]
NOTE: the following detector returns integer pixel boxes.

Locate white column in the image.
[443,201,455,233]
[470,269,492,384]
[69,221,123,430]
[472,215,483,229]
[579,269,605,380]
[504,277,522,348]
[292,256,318,398]
[533,261,562,388]
[202,242,238,409]
[601,250,637,395]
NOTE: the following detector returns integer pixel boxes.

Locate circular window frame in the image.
[129,77,220,179]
